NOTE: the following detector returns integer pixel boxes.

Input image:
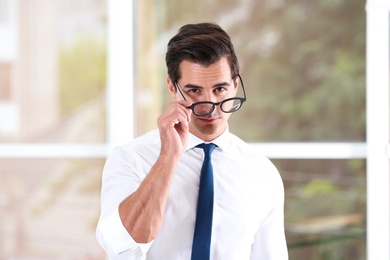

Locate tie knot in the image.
[196,143,217,158]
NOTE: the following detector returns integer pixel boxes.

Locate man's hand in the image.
[157,100,192,157]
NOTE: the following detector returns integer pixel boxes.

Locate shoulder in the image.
[110,129,161,159]
[227,132,280,176]
[227,133,270,161]
[123,129,161,148]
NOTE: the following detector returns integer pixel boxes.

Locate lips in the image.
[199,117,218,123]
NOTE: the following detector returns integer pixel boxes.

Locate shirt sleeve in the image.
[250,165,288,260]
[96,208,152,259]
[95,146,153,259]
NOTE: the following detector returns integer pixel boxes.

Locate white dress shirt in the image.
[96,128,288,260]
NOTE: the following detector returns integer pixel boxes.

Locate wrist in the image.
[159,148,182,163]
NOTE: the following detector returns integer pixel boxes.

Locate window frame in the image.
[366,0,390,259]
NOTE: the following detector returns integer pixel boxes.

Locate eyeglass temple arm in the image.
[237,74,247,100]
[174,82,187,101]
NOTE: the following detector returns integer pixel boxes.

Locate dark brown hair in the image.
[165,22,240,83]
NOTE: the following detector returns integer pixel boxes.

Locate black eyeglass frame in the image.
[174,74,247,117]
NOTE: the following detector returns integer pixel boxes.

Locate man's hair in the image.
[165,22,239,83]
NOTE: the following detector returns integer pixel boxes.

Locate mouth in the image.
[198,117,218,124]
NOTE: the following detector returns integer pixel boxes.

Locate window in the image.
[0,0,389,259]
[0,1,107,258]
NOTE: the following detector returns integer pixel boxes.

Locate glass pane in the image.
[0,0,107,143]
[0,158,105,258]
[274,159,366,259]
[135,0,366,142]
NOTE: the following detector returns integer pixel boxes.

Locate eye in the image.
[214,86,227,93]
[188,88,200,94]
[185,88,204,97]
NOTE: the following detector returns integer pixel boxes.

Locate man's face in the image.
[169,57,239,141]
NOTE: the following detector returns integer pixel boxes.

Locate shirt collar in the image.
[186,125,231,151]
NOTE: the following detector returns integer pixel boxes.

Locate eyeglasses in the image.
[175,74,246,117]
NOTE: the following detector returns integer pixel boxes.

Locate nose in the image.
[204,91,218,103]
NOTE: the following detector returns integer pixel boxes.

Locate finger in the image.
[172,102,192,124]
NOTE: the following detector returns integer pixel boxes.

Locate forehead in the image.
[179,57,231,84]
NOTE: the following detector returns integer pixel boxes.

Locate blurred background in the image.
[0,0,387,259]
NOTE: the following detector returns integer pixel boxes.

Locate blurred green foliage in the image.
[230,0,366,142]
[275,158,366,259]
[59,37,107,115]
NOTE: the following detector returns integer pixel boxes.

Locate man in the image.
[96,22,288,259]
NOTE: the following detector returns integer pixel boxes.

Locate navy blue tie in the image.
[191,143,217,260]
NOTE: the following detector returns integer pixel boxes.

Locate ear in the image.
[167,76,178,100]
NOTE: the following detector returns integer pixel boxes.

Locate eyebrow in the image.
[182,81,231,90]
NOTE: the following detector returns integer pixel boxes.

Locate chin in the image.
[192,123,224,141]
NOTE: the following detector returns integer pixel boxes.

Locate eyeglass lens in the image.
[192,98,243,116]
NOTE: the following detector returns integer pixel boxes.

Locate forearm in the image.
[118,152,179,243]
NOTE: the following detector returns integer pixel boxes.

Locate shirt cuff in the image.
[98,208,153,255]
